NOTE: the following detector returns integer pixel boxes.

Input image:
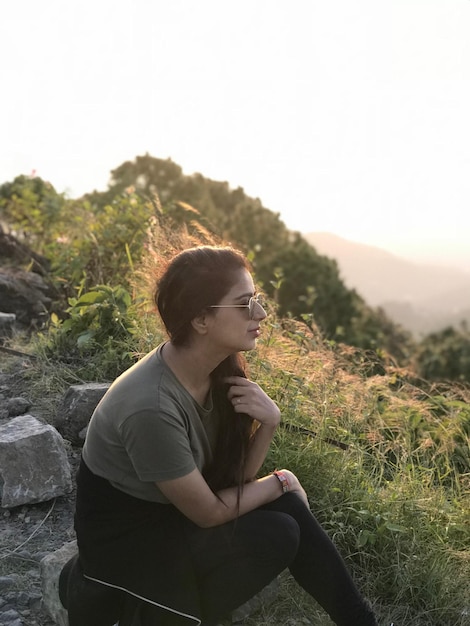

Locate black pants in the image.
[72,461,377,626]
[181,492,377,626]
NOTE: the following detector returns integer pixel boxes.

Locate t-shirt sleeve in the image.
[119,409,197,482]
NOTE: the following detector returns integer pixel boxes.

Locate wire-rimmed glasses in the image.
[208,293,265,320]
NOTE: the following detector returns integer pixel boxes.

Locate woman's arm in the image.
[157,469,285,528]
[157,467,308,528]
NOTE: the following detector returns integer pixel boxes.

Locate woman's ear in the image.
[191,313,209,335]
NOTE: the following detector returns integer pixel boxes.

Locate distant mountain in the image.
[303,232,470,337]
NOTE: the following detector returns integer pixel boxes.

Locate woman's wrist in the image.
[258,420,280,433]
[272,470,289,493]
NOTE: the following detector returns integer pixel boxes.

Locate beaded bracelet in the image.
[272,470,289,493]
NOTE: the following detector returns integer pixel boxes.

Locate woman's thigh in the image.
[184,506,300,578]
[182,507,301,625]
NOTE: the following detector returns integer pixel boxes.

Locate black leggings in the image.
[72,469,377,626]
[181,493,377,626]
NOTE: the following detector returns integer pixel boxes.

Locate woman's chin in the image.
[241,338,258,352]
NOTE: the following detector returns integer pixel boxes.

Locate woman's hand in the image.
[276,469,310,509]
[225,376,281,428]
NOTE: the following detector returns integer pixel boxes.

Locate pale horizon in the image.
[2,0,469,272]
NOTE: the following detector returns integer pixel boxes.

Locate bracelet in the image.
[272,470,289,493]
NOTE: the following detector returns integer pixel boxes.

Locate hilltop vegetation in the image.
[1,156,412,359]
[0,156,469,625]
[2,154,470,382]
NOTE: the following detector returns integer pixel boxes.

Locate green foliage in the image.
[415,325,470,382]
[259,234,357,339]
[62,284,134,344]
[84,154,184,208]
[349,297,415,362]
[0,173,163,298]
[38,284,139,380]
[0,175,67,250]
[48,192,158,294]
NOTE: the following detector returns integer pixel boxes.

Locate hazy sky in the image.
[2,0,469,270]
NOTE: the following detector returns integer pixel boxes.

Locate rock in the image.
[0,608,23,625]
[0,228,51,275]
[0,577,17,592]
[232,576,280,622]
[40,540,77,626]
[6,396,31,417]
[0,312,16,336]
[0,267,54,328]
[55,383,110,445]
[0,415,72,508]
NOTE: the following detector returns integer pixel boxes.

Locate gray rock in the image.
[55,383,110,445]
[7,397,31,417]
[0,607,22,624]
[0,267,53,328]
[0,577,16,591]
[232,575,280,622]
[0,415,72,508]
[40,540,77,626]
[0,312,16,337]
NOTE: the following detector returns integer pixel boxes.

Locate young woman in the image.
[59,245,379,626]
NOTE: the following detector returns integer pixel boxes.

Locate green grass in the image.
[247,320,469,625]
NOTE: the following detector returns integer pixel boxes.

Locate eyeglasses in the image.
[209,294,265,320]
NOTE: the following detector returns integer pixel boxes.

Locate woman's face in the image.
[206,268,267,353]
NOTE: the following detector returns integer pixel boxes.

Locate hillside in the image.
[1,315,469,626]
[304,232,470,337]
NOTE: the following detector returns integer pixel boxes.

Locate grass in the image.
[1,313,469,626]
[248,319,469,625]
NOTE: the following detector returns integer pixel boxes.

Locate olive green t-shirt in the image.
[82,344,219,504]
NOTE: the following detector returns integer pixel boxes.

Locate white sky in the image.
[1,0,470,270]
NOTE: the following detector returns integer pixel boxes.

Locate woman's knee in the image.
[244,510,300,567]
[265,492,313,521]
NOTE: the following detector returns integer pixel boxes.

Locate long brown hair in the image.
[154,245,258,492]
[205,353,256,492]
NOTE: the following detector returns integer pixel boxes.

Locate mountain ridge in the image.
[303,232,470,336]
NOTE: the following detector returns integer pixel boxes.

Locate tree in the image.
[414,325,470,382]
[84,154,185,208]
[0,175,66,250]
[260,234,358,340]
